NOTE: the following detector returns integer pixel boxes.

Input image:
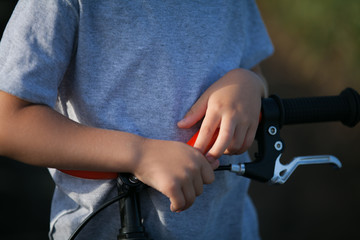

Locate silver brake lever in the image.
[270,154,342,184]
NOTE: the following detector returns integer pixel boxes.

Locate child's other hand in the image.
[133,139,215,213]
[177,67,266,162]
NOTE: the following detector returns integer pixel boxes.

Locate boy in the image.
[0,0,273,239]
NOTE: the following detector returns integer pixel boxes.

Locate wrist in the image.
[228,67,268,98]
[124,134,148,174]
[250,65,268,98]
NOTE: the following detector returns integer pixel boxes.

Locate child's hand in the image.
[177,68,266,162]
[132,139,215,213]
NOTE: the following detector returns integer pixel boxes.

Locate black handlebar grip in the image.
[280,88,360,127]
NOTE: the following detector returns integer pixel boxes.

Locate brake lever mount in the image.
[230,96,343,184]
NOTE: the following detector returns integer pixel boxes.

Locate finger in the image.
[177,95,208,129]
[166,182,186,213]
[224,123,257,155]
[193,112,220,154]
[200,160,215,185]
[193,171,204,196]
[181,182,196,211]
[238,124,257,153]
[225,125,247,155]
[209,158,220,170]
[206,118,236,159]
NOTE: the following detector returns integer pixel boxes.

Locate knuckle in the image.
[183,163,200,179]
[220,128,233,140]
[162,179,179,196]
[191,161,202,173]
[209,101,224,112]
[239,116,251,126]
[228,108,239,119]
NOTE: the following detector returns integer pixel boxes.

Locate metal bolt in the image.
[268,126,277,135]
[129,175,139,184]
[274,141,283,151]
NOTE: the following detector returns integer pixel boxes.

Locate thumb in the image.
[177,94,208,129]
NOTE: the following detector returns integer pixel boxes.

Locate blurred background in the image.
[0,0,359,239]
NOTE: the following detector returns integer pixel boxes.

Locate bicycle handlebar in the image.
[236,88,360,183]
[61,88,359,183]
[275,88,360,127]
[69,88,360,240]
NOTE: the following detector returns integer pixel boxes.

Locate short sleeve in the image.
[240,0,274,69]
[0,0,79,107]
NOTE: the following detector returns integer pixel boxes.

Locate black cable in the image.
[68,192,128,240]
[215,165,231,171]
[69,167,232,240]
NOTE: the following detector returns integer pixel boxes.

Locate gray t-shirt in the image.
[0,0,274,239]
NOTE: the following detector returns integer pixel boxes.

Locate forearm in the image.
[0,91,216,212]
[0,93,142,172]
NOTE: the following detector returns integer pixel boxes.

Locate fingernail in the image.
[172,208,182,213]
[171,205,181,213]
